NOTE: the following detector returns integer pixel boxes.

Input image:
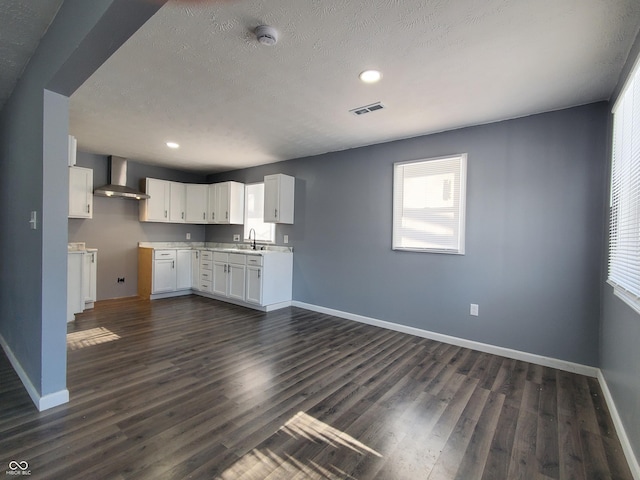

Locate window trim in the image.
[392,153,467,255]
[608,53,640,314]
[243,182,275,244]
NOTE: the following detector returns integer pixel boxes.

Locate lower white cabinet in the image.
[176,250,192,290]
[83,249,97,308]
[139,246,292,310]
[139,248,192,297]
[246,265,262,305]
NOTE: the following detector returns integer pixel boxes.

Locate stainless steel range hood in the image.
[94,156,149,199]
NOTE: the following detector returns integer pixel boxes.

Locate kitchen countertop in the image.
[138,241,292,253]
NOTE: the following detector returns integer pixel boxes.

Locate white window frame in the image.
[392,154,467,254]
[608,54,640,315]
[243,182,275,244]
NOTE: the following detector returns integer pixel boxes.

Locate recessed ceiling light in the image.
[359,70,382,83]
[166,142,180,149]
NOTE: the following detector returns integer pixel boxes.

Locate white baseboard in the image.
[291,301,599,377]
[597,370,640,480]
[0,333,69,412]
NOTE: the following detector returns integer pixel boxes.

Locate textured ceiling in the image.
[69,0,640,173]
[0,0,64,109]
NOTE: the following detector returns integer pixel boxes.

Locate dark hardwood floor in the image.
[0,295,633,479]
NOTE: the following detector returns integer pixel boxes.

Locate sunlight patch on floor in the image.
[218,411,381,479]
[67,327,120,350]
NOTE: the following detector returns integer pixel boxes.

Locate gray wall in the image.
[208,103,608,367]
[600,29,640,465]
[0,0,164,404]
[69,152,207,300]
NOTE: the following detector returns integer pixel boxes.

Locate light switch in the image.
[29,211,37,230]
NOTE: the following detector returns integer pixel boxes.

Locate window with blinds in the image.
[609,58,640,313]
[393,154,467,254]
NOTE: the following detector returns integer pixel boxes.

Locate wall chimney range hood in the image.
[94,156,149,200]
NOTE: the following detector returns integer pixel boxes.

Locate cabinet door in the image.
[216,182,230,223]
[176,250,192,290]
[83,251,97,303]
[69,166,93,218]
[264,174,294,224]
[246,266,263,305]
[263,175,279,223]
[212,261,228,296]
[191,251,200,290]
[228,264,245,301]
[186,184,208,223]
[144,178,171,222]
[169,182,186,223]
[153,259,176,293]
[207,184,218,223]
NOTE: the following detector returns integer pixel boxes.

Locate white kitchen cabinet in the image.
[83,249,97,309]
[186,184,208,223]
[191,250,200,290]
[153,250,177,293]
[67,251,84,322]
[264,174,294,224]
[199,250,213,293]
[176,249,192,290]
[207,184,217,223]
[212,252,246,299]
[69,166,93,219]
[246,264,262,305]
[210,181,245,224]
[140,178,171,222]
[169,182,186,223]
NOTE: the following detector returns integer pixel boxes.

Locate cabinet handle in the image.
[182,212,184,219]
[275,208,278,218]
[196,251,199,259]
[226,211,228,219]
[203,212,206,220]
[258,270,261,278]
[164,210,168,218]
[212,212,215,220]
[91,253,95,263]
[172,261,175,269]
[224,264,227,273]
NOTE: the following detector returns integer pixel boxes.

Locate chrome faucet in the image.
[248,228,256,250]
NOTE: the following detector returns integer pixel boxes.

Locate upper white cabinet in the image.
[186,184,208,223]
[69,166,93,219]
[140,178,245,224]
[140,178,170,222]
[169,182,186,223]
[264,174,294,224]
[211,181,245,225]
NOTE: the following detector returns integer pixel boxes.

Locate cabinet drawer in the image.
[213,252,228,262]
[199,280,212,292]
[229,253,246,265]
[200,250,213,261]
[246,255,263,266]
[200,260,212,271]
[200,270,212,281]
[154,249,176,260]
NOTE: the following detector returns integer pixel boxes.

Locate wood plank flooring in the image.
[0,295,633,479]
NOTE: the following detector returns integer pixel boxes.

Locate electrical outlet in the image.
[186,232,191,240]
[233,234,240,242]
[470,304,479,316]
[283,235,289,244]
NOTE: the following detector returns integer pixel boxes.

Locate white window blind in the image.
[244,183,275,243]
[393,154,467,254]
[609,59,640,313]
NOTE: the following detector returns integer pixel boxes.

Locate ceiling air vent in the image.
[349,102,385,116]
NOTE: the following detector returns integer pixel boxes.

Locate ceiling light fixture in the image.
[359,70,382,83]
[166,142,180,149]
[255,25,279,46]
